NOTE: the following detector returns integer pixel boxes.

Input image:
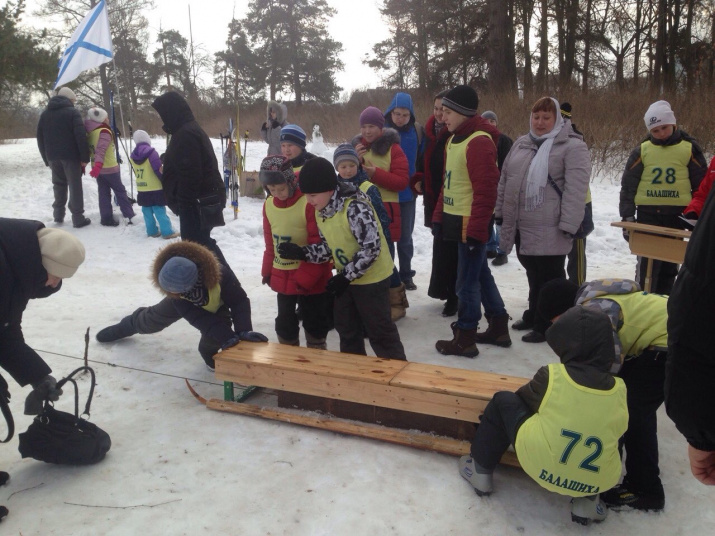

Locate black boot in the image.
[96,316,137,343]
[436,327,479,358]
[441,295,458,317]
[0,471,8,522]
[475,313,512,347]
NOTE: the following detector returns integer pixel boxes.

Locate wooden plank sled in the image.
[211,342,527,465]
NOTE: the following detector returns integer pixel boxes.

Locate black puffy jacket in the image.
[36,96,90,165]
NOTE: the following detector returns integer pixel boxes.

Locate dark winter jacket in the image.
[0,218,56,386]
[432,115,501,244]
[151,92,225,213]
[289,150,317,174]
[131,142,166,207]
[351,128,409,241]
[495,133,514,172]
[36,95,90,165]
[517,306,617,414]
[152,241,252,347]
[666,183,715,451]
[418,114,451,226]
[384,92,426,202]
[619,128,707,219]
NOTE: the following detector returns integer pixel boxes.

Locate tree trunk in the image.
[487,0,516,92]
[582,0,592,92]
[536,0,549,92]
[521,0,534,94]
[634,0,642,86]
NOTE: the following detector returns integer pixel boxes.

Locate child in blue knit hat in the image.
[280,124,316,175]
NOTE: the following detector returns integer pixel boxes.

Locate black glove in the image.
[562,230,574,239]
[326,273,351,296]
[238,331,269,342]
[431,223,442,239]
[221,336,240,350]
[494,217,503,226]
[466,237,482,252]
[24,375,62,415]
[683,211,698,221]
[277,242,307,261]
[622,216,635,242]
[262,275,271,285]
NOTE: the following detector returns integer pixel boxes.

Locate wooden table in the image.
[611,221,691,292]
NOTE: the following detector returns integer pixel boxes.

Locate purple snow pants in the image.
[97,171,135,221]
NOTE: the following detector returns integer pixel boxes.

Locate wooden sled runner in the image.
[190,342,528,466]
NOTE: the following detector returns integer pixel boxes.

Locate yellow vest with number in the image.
[443,131,492,216]
[265,195,309,271]
[364,148,398,203]
[131,158,163,192]
[87,127,118,168]
[515,364,627,497]
[601,292,668,357]
[182,284,223,313]
[316,198,393,285]
[635,140,692,206]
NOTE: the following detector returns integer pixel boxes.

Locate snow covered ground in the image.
[0,137,712,535]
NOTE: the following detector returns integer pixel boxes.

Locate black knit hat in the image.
[560,102,572,120]
[298,157,338,194]
[538,278,579,322]
[442,85,478,117]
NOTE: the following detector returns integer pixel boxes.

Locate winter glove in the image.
[494,217,503,226]
[431,223,442,239]
[89,162,103,178]
[562,230,574,239]
[326,273,351,296]
[683,211,698,221]
[220,336,240,350]
[24,375,62,415]
[262,275,271,285]
[466,237,482,252]
[622,216,635,242]
[237,331,269,343]
[277,242,307,261]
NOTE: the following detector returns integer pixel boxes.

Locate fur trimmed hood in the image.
[351,128,401,157]
[151,241,222,297]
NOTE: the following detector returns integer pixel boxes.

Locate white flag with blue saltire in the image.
[53,0,113,89]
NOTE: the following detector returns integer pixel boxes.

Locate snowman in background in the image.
[308,123,330,157]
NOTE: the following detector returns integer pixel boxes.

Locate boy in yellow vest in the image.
[459,306,628,525]
[619,100,706,294]
[85,107,135,226]
[431,85,510,357]
[129,130,178,239]
[152,241,267,370]
[538,278,668,511]
[277,157,406,360]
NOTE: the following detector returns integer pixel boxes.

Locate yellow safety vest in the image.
[265,195,309,271]
[87,127,118,168]
[515,364,628,497]
[131,158,163,192]
[600,292,668,358]
[316,197,393,285]
[635,140,693,206]
[443,131,492,216]
[364,147,399,203]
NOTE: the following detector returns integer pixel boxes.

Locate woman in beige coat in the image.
[495,97,590,343]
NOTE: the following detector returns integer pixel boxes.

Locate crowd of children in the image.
[28,86,714,527]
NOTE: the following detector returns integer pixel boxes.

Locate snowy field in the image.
[0,137,712,535]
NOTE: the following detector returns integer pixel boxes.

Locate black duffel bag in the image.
[18,367,111,465]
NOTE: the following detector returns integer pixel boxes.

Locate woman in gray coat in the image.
[260,101,288,155]
[495,97,590,343]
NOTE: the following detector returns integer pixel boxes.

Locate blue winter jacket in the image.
[384,92,425,202]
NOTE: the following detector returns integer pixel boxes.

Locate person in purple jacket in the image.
[130,130,178,239]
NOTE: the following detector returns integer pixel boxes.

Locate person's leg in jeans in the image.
[479,254,507,318]
[455,242,487,330]
[397,198,416,285]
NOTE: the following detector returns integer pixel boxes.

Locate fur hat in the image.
[442,85,478,117]
[333,143,360,168]
[298,157,338,194]
[481,110,498,123]
[158,257,198,294]
[359,106,385,129]
[36,228,86,278]
[133,129,151,145]
[644,100,676,131]
[56,87,77,103]
[280,124,307,149]
[259,155,296,193]
[537,278,579,322]
[87,107,108,124]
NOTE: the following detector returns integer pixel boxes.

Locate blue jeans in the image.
[455,241,506,330]
[142,205,174,237]
[397,199,416,281]
[487,223,504,255]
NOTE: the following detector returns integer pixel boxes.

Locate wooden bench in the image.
[611,221,690,292]
[208,342,527,465]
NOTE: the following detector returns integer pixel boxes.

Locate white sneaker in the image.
[571,494,608,525]
[459,455,493,496]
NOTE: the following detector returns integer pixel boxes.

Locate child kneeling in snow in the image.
[459,306,628,525]
[153,241,267,369]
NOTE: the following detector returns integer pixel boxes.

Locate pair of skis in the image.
[220,113,247,220]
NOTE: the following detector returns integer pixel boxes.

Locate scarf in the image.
[525,98,563,211]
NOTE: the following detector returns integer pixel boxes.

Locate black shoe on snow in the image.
[521,330,546,343]
[73,217,91,228]
[491,253,508,266]
[403,278,417,291]
[601,484,664,512]
[100,217,119,227]
[0,472,8,486]
[0,505,7,522]
[441,296,458,317]
[486,250,497,259]
[96,317,137,343]
[511,318,533,331]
